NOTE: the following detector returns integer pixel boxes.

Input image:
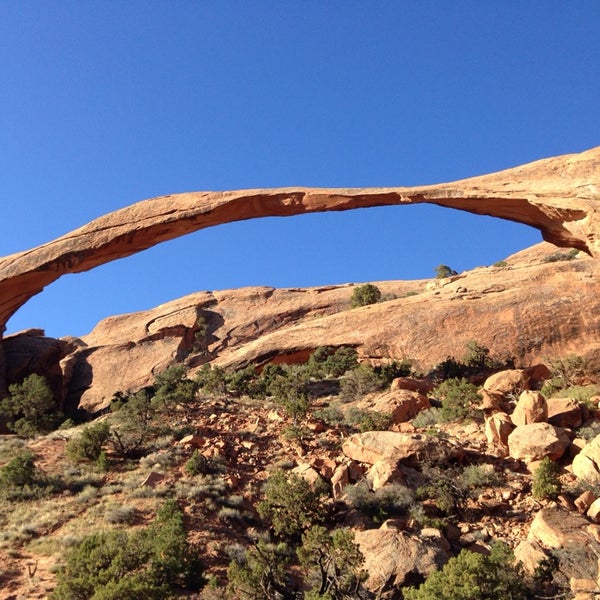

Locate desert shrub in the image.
[226,365,265,398]
[532,457,562,500]
[67,422,111,463]
[314,403,345,426]
[543,248,579,263]
[1,449,37,488]
[298,526,367,599]
[412,407,444,428]
[227,538,292,600]
[461,341,492,369]
[257,471,327,541]
[458,464,501,492]
[105,504,137,525]
[0,374,61,437]
[345,480,413,522]
[433,378,481,422]
[576,421,600,442]
[339,364,382,402]
[0,449,57,500]
[152,364,197,415]
[434,264,458,279]
[110,389,158,458]
[493,260,508,268]
[52,500,202,599]
[404,542,528,600]
[195,364,228,395]
[375,359,413,385]
[350,284,381,308]
[306,346,359,378]
[344,408,391,432]
[546,354,590,389]
[185,449,223,476]
[266,366,311,422]
[431,356,468,380]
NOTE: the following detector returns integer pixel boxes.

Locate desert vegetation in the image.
[1,339,600,599]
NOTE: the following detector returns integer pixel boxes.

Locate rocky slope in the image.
[4,242,600,414]
[0,146,599,397]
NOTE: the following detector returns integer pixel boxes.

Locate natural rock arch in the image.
[0,146,598,340]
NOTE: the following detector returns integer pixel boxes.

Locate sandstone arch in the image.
[0,145,598,338]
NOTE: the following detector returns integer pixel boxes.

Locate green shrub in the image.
[543,248,579,263]
[257,471,326,540]
[0,449,37,488]
[345,480,413,522]
[185,449,223,476]
[339,364,382,402]
[433,378,482,422]
[0,374,61,436]
[298,526,367,598]
[52,500,202,599]
[350,284,381,308]
[67,422,111,463]
[306,346,359,378]
[434,264,458,279]
[532,457,562,500]
[344,408,392,432]
[227,538,292,600]
[404,542,528,600]
[195,364,228,395]
[152,364,197,415]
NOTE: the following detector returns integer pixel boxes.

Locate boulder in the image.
[367,459,404,491]
[514,539,549,575]
[483,369,530,398]
[572,434,600,485]
[330,464,350,500]
[357,390,431,424]
[528,507,592,548]
[547,397,583,428]
[342,431,458,467]
[507,423,571,462]
[354,528,448,594]
[575,490,596,513]
[390,377,434,395]
[511,390,548,426]
[484,412,514,456]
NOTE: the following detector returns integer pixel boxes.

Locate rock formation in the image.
[5,241,600,412]
[1,146,599,405]
[0,146,598,335]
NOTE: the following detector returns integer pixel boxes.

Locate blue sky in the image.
[2,2,599,338]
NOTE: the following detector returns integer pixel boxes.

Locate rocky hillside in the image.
[1,338,600,599]
[4,241,600,415]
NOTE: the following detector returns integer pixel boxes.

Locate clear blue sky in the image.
[2,2,599,338]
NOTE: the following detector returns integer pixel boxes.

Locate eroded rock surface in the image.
[1,146,598,335]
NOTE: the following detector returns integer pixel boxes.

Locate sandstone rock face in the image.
[572,435,600,485]
[507,423,571,462]
[2,148,600,410]
[528,507,593,548]
[354,528,448,594]
[16,239,600,413]
[1,146,598,339]
[511,391,548,426]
